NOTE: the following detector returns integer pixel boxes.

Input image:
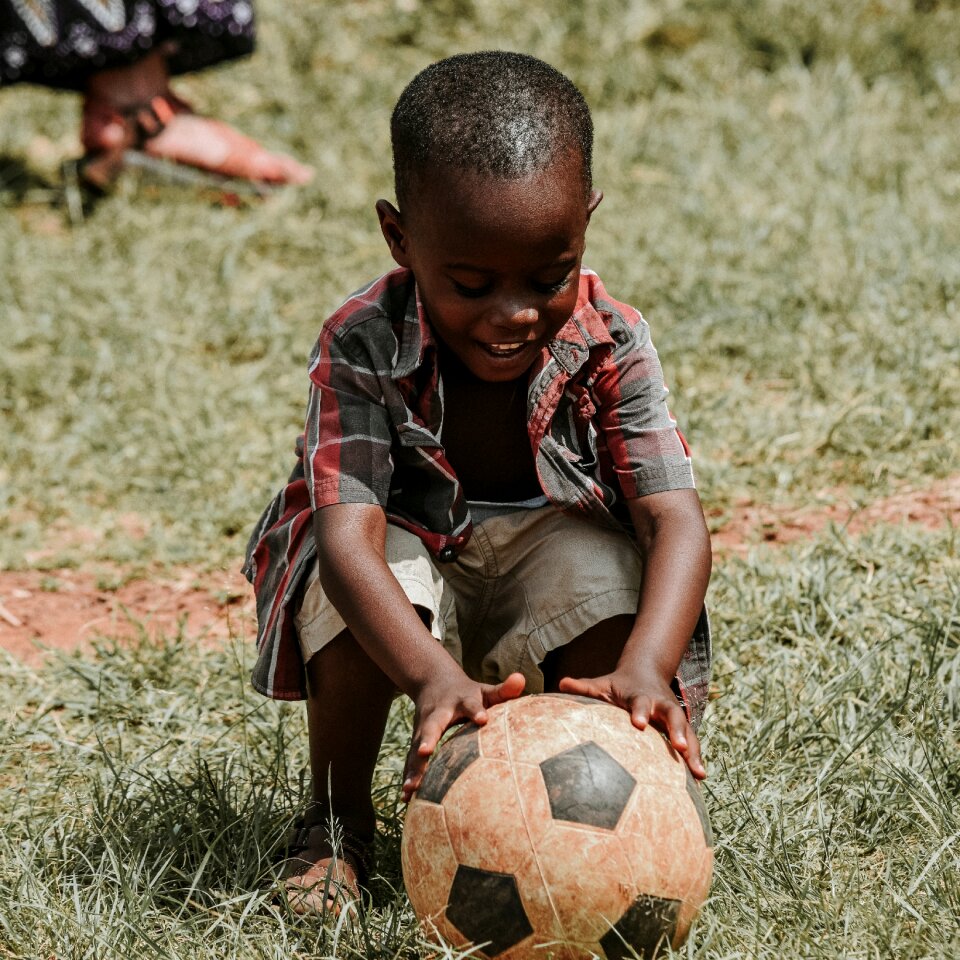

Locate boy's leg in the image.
[280,524,450,913]
[457,507,710,734]
[540,614,633,691]
[305,628,397,836]
[283,627,396,912]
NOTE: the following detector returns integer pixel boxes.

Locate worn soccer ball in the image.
[401,693,713,960]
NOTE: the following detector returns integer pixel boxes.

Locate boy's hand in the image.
[403,671,525,802]
[558,670,706,780]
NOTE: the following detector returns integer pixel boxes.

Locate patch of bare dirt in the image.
[0,565,255,666]
[1,476,957,665]
[709,475,960,553]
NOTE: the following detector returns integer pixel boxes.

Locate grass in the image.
[3,0,958,572]
[1,0,959,957]
[1,528,956,958]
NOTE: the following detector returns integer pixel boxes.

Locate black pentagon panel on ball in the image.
[599,893,681,960]
[685,767,714,848]
[446,865,534,957]
[416,726,480,804]
[539,741,636,830]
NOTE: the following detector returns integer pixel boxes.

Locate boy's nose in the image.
[490,302,538,333]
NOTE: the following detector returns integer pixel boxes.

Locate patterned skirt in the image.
[0,0,255,90]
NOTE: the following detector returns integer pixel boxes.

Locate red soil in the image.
[708,474,959,553]
[1,475,957,665]
[0,565,255,666]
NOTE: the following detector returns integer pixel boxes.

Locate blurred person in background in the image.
[0,0,312,188]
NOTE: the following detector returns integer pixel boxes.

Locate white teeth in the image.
[487,343,524,353]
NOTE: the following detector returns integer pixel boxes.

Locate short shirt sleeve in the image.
[591,308,695,498]
[303,323,394,510]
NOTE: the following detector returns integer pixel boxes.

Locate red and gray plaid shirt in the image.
[244,268,711,727]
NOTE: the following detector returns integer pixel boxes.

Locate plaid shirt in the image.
[244,268,712,727]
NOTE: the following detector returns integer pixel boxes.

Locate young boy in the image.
[243,51,712,914]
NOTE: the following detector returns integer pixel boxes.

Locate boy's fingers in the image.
[484,672,525,706]
[655,701,708,777]
[403,725,444,800]
[629,696,652,729]
[404,692,493,800]
[553,681,708,781]
[458,692,491,727]
[415,712,452,757]
[665,709,706,779]
[557,675,597,697]
[402,751,428,801]
[684,732,707,780]
[402,714,443,789]
[654,700,690,752]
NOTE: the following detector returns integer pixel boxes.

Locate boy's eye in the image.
[451,268,576,299]
[534,271,575,295]
[452,280,492,299]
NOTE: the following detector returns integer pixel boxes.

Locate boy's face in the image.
[377,151,602,382]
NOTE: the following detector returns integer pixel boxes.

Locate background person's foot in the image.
[141,110,314,185]
[81,50,313,186]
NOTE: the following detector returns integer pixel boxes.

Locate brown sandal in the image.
[77,93,188,192]
[278,820,375,917]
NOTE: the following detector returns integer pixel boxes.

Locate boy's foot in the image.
[279,822,374,916]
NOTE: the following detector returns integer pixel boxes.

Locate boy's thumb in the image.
[487,673,525,705]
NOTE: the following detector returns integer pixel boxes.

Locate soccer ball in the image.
[401,693,713,960]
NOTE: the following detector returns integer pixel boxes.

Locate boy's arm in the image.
[558,487,711,778]
[314,503,524,800]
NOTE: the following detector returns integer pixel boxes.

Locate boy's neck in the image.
[436,341,541,503]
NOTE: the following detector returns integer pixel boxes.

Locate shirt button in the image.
[437,546,457,562]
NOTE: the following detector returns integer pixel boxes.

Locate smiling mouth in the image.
[480,341,534,357]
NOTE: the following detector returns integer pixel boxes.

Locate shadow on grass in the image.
[13,745,420,957]
[23,627,408,907]
[0,151,95,225]
[59,751,407,907]
[55,754,295,909]
[18,653,411,947]
[0,153,60,202]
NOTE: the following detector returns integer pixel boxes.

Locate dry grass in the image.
[1,1,959,957]
[3,0,958,572]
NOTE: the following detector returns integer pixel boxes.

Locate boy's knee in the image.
[413,603,432,629]
[541,614,633,689]
[305,628,396,695]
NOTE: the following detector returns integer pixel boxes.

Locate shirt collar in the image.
[548,272,616,374]
[392,273,436,378]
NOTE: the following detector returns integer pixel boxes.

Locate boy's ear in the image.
[376,199,412,268]
[586,189,603,220]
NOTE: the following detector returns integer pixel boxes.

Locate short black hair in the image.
[391,51,593,207]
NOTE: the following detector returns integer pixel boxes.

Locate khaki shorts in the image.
[294,506,643,694]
